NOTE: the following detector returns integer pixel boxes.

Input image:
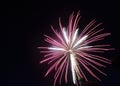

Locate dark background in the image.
[8,0,120,86]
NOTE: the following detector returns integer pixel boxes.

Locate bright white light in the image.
[48,47,65,51]
[73,35,88,48]
[72,29,79,45]
[70,53,76,84]
[62,28,69,44]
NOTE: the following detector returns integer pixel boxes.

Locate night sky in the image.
[8,0,120,86]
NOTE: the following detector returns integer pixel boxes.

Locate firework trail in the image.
[38,11,113,86]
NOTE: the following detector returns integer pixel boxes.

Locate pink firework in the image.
[38,11,113,86]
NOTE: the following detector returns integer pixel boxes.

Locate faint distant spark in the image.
[38,11,113,86]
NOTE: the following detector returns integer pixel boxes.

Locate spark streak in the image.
[70,53,76,84]
[73,35,88,48]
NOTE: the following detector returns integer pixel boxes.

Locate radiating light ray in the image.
[72,28,79,45]
[39,11,113,86]
[48,47,65,51]
[62,27,69,44]
[77,46,93,50]
[70,53,77,84]
[73,35,88,48]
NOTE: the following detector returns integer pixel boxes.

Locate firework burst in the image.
[38,11,113,86]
